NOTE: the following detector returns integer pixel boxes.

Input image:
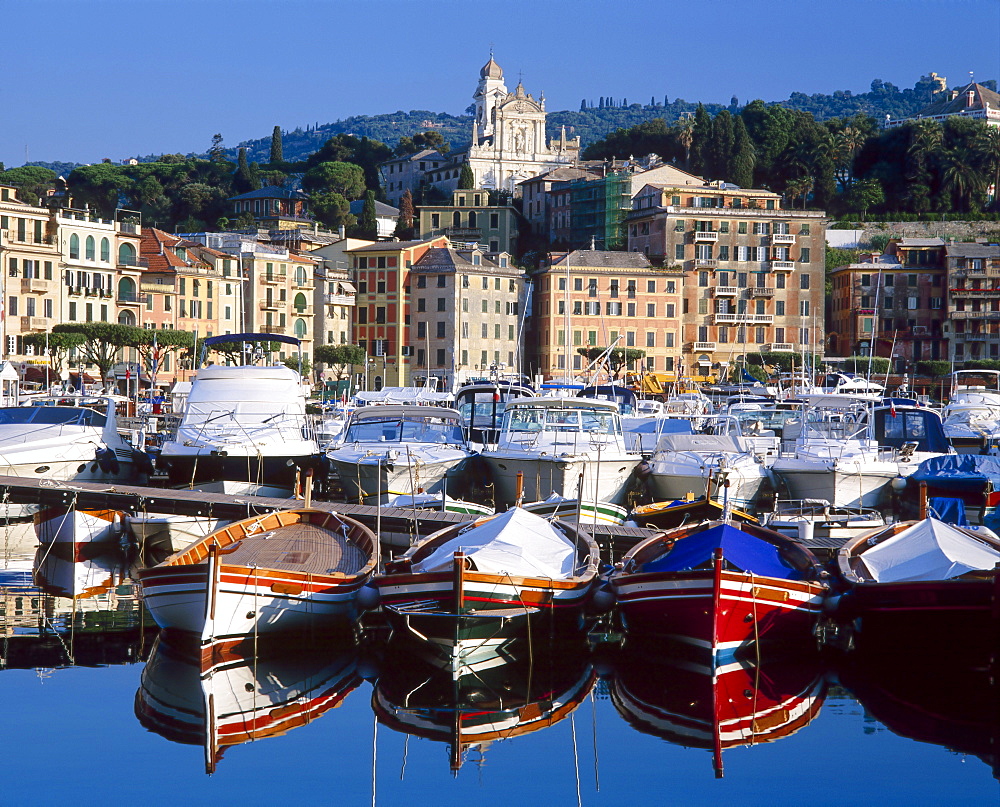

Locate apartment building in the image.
[418,189,520,255]
[347,236,449,388]
[626,182,826,373]
[379,149,450,207]
[945,241,1000,363]
[309,237,372,347]
[528,250,684,380]
[409,246,522,389]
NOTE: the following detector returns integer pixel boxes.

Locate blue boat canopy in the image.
[872,407,950,454]
[641,523,802,580]
[910,454,1000,491]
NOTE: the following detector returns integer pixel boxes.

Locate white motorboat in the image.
[644,433,773,511]
[0,395,147,502]
[158,364,319,486]
[480,396,642,506]
[454,381,535,448]
[941,370,1000,452]
[326,405,477,503]
[760,498,886,542]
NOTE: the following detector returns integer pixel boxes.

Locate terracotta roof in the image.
[551,250,653,269]
[347,236,447,253]
[915,82,1000,118]
[411,247,510,273]
[481,56,503,80]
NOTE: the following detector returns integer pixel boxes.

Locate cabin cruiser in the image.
[453,381,534,448]
[941,370,1000,453]
[770,396,950,509]
[158,364,319,486]
[0,395,147,494]
[481,396,642,506]
[326,405,477,503]
[643,432,774,511]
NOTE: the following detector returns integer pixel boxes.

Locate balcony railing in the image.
[1,229,55,246]
[749,287,775,297]
[714,313,739,323]
[694,259,718,268]
[67,285,84,296]
[714,286,738,296]
[261,274,283,285]
[963,333,990,341]
[117,292,147,305]
[325,294,354,306]
[20,316,48,331]
[693,231,719,242]
[713,313,774,324]
[445,227,483,240]
[693,341,717,351]
[141,281,176,293]
[21,278,50,293]
[771,233,796,245]
[765,343,795,352]
[293,307,314,317]
[259,300,280,310]
[772,261,795,271]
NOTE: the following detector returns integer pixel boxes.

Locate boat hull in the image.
[482,452,640,506]
[647,469,766,511]
[613,568,826,666]
[160,451,316,487]
[771,462,897,509]
[327,452,472,503]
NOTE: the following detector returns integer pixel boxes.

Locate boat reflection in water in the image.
[609,647,826,777]
[372,635,596,773]
[33,508,131,599]
[135,634,362,773]
[840,653,1000,781]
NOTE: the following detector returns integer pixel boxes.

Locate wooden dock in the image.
[0,474,845,559]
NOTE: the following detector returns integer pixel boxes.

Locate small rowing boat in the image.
[138,509,378,647]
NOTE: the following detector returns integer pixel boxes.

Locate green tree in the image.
[234,147,259,193]
[21,331,87,376]
[302,161,366,199]
[458,162,475,190]
[394,189,415,239]
[283,354,312,377]
[729,116,755,187]
[309,192,355,231]
[708,110,734,180]
[575,346,646,377]
[0,166,57,205]
[689,104,713,175]
[209,133,226,163]
[67,163,129,216]
[52,323,139,383]
[314,344,366,383]
[128,328,194,378]
[270,126,284,163]
[356,190,378,240]
[940,146,986,212]
[846,177,884,219]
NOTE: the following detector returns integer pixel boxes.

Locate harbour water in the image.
[2,563,997,806]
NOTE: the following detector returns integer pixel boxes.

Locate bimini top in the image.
[642,523,802,580]
[506,396,620,412]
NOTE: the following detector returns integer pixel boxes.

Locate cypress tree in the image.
[730,116,756,188]
[358,190,378,240]
[235,148,255,193]
[710,110,735,180]
[394,189,415,239]
[580,99,587,111]
[270,126,283,163]
[458,162,475,190]
[689,104,713,175]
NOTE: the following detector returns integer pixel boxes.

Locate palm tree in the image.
[674,116,695,169]
[833,125,865,190]
[939,146,986,212]
[974,126,1000,210]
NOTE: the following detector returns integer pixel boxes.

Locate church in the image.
[463,55,582,194]
[382,55,582,202]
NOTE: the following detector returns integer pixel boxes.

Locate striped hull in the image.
[613,569,826,664]
[139,564,368,642]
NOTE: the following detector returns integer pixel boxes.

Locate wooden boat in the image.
[135,633,361,773]
[33,507,131,599]
[523,494,628,526]
[834,517,1000,663]
[609,520,829,665]
[138,508,378,646]
[372,636,595,772]
[610,649,826,777]
[629,496,757,530]
[374,507,600,659]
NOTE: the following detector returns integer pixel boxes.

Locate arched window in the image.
[85,235,96,260]
[69,233,80,259]
[118,242,136,266]
[373,375,384,392]
[100,238,110,262]
[294,292,308,314]
[295,266,307,286]
[294,318,307,338]
[453,211,461,227]
[117,310,136,326]
[118,277,137,302]
[468,211,477,228]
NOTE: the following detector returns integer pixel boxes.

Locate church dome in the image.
[480,56,502,80]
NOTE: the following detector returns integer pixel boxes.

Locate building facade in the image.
[417,189,520,254]
[409,246,522,389]
[945,242,1000,363]
[528,250,684,381]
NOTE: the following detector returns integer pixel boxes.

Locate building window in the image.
[646,332,655,347]
[800,248,811,263]
[69,234,80,259]
[436,321,446,338]
[437,298,446,312]
[800,274,810,289]
[674,244,684,260]
[417,321,426,338]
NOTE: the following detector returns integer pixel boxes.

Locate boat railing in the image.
[165,410,317,445]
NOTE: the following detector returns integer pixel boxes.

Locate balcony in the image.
[771,233,796,245]
[692,230,719,242]
[950,287,1000,296]
[85,288,100,297]
[292,280,314,290]
[749,287,775,298]
[259,300,280,311]
[445,227,483,241]
[292,307,314,317]
[325,294,354,306]
[261,274,282,285]
[1,229,55,246]
[765,343,795,352]
[772,261,795,272]
[963,333,990,341]
[713,313,739,324]
[693,342,717,352]
[749,314,774,324]
[67,285,84,296]
[714,286,738,296]
[694,259,718,268]
[266,324,286,334]
[141,281,176,294]
[117,293,147,305]
[21,278,49,294]
[20,316,48,331]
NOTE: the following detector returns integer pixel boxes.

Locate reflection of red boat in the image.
[610,521,828,666]
[135,635,361,773]
[610,650,826,777]
[840,656,1000,781]
[835,517,1000,665]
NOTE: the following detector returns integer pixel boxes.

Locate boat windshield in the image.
[457,396,511,427]
[344,415,465,444]
[0,407,106,428]
[503,406,621,435]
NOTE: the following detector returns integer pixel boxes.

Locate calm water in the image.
[2,551,998,806]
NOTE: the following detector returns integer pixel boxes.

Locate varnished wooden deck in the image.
[223,523,369,575]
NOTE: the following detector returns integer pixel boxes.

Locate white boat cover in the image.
[859,517,1000,583]
[411,507,577,578]
[653,433,751,454]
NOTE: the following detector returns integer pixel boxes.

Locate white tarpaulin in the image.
[859,517,1000,583]
[411,507,577,578]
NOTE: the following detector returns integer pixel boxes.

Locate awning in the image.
[337,282,357,294]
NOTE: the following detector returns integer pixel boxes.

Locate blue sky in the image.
[3,0,998,169]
